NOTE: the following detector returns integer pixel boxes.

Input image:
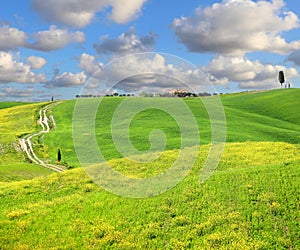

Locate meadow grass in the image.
[0,89,299,249]
[0,142,299,249]
[0,102,30,110]
[41,89,300,167]
[221,89,300,125]
[0,103,52,181]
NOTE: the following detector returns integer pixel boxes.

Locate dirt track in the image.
[19,102,65,173]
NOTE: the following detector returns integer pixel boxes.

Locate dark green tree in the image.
[278,71,285,89]
[57,148,61,162]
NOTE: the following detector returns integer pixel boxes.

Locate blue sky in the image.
[1,0,300,101]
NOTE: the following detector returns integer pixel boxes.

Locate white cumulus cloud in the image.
[204,56,298,89]
[79,53,103,75]
[0,51,46,84]
[1,87,34,98]
[77,52,300,93]
[172,0,300,56]
[30,25,85,51]
[0,25,85,51]
[0,25,28,50]
[27,56,47,69]
[31,0,148,28]
[48,72,87,88]
[109,0,148,24]
[94,27,156,56]
[84,53,210,94]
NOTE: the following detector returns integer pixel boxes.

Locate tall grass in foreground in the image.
[0,142,299,249]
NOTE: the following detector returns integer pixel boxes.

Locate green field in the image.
[0,102,31,110]
[0,103,51,181]
[37,89,300,168]
[0,89,299,249]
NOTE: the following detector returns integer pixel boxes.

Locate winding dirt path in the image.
[19,102,65,173]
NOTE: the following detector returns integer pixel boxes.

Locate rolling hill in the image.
[0,89,299,249]
[38,89,300,167]
[0,103,51,182]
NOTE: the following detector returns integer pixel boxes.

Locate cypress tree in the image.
[278,71,285,89]
[58,148,61,162]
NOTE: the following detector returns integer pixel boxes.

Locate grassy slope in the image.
[0,102,30,110]
[222,89,300,125]
[0,89,299,249]
[40,97,210,167]
[222,89,300,143]
[0,103,51,181]
[41,89,300,167]
[0,142,299,249]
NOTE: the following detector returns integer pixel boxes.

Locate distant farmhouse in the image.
[166,89,198,97]
[168,89,189,96]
